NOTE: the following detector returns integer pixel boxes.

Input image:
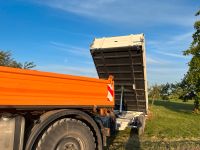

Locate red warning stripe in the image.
[107,84,114,97]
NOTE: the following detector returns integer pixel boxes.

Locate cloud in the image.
[146,55,171,65]
[54,29,95,38]
[147,31,193,59]
[30,0,197,27]
[145,31,193,84]
[155,51,188,59]
[167,31,193,44]
[147,67,187,85]
[146,56,159,64]
[148,31,193,48]
[148,67,186,74]
[50,41,90,57]
[36,64,98,77]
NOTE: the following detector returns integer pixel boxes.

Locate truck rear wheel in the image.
[35,118,96,150]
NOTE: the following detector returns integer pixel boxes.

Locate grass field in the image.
[107,100,200,150]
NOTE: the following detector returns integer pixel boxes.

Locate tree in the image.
[22,61,36,69]
[148,84,161,106]
[183,10,200,111]
[0,50,36,69]
[160,83,171,100]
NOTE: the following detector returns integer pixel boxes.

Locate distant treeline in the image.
[148,79,196,102]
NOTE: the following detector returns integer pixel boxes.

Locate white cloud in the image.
[30,0,197,27]
[169,31,193,44]
[148,67,186,74]
[155,51,188,59]
[147,31,193,59]
[172,31,194,41]
[148,31,193,49]
[147,67,187,85]
[146,55,171,65]
[50,41,90,57]
[146,56,159,64]
[36,64,98,77]
[146,31,193,84]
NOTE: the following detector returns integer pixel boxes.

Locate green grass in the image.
[145,100,200,139]
[107,100,200,150]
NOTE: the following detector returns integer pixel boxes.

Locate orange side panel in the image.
[0,66,114,108]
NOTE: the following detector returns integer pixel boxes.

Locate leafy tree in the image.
[172,77,193,101]
[160,83,171,100]
[169,87,184,100]
[148,84,162,106]
[0,50,36,69]
[183,10,200,111]
[22,61,36,69]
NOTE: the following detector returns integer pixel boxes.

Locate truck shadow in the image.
[153,100,194,114]
[125,128,141,150]
[106,128,141,150]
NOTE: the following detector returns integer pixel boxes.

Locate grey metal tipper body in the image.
[90,34,148,113]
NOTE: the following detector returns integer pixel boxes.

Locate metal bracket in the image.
[119,86,124,113]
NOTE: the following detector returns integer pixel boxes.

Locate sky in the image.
[0,0,199,85]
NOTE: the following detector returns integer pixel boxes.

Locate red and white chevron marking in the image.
[107,84,114,101]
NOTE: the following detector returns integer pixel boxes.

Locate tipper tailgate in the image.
[90,34,148,113]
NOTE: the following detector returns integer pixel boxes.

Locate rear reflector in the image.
[107,84,114,101]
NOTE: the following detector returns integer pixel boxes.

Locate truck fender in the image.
[25,109,103,150]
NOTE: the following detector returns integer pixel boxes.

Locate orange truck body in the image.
[0,66,114,108]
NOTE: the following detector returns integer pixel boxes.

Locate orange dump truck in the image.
[0,66,115,150]
[0,34,148,150]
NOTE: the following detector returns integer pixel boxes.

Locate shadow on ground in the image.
[153,100,194,114]
[106,129,200,150]
[125,128,141,150]
[106,128,141,150]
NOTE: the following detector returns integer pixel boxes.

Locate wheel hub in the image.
[56,137,83,150]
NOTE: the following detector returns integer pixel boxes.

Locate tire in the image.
[35,118,96,150]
